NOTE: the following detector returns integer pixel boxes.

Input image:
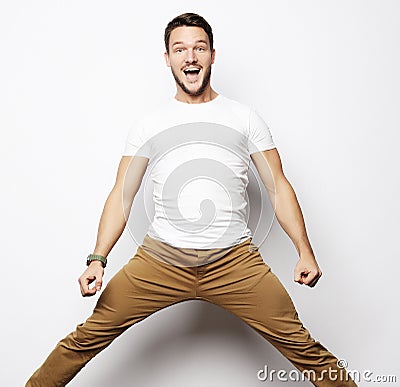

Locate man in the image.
[27,13,357,386]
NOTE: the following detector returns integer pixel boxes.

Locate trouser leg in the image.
[199,240,357,387]
[26,246,196,386]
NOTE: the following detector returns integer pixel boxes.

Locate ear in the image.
[211,48,216,65]
[164,51,171,67]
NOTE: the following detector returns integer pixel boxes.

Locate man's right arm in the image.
[78,155,149,297]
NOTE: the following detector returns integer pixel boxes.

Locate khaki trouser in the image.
[27,235,357,386]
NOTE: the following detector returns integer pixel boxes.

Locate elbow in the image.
[122,188,137,216]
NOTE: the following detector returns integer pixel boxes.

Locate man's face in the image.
[165,26,215,97]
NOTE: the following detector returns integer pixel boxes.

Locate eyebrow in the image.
[172,39,208,47]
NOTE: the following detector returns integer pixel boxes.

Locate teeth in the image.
[184,68,200,73]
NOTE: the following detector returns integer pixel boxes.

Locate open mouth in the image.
[183,67,201,82]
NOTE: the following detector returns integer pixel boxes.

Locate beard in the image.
[171,65,212,97]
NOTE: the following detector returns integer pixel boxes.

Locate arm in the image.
[78,155,149,296]
[251,148,322,287]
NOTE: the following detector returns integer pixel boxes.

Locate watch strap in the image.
[87,254,107,268]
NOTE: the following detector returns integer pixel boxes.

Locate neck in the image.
[174,86,219,104]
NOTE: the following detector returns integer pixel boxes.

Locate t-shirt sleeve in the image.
[248,108,276,154]
[122,122,151,158]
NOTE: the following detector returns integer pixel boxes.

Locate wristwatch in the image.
[86,254,107,268]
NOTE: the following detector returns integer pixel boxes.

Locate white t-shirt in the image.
[123,94,276,249]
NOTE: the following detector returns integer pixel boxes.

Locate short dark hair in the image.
[164,13,213,53]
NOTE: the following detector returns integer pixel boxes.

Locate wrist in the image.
[299,249,317,262]
[295,237,313,256]
[88,260,104,267]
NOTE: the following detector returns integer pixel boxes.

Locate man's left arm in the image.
[251,148,322,288]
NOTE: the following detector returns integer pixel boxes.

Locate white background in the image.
[1,1,399,386]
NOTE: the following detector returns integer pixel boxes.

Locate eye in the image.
[197,47,205,52]
[175,48,184,53]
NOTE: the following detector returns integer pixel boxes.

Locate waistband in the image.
[140,234,255,267]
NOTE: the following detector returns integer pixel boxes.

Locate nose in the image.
[185,49,197,63]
